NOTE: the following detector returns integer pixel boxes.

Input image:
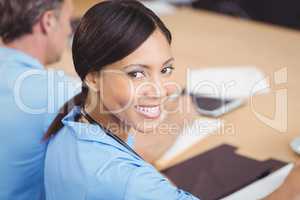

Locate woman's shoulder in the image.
[48,122,140,162]
[46,125,142,197]
[46,121,146,179]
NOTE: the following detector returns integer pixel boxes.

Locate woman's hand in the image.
[265,160,300,200]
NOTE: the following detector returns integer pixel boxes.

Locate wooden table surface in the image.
[51,1,300,170]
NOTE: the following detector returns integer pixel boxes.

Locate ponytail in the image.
[43,86,88,141]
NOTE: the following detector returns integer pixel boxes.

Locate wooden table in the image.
[51,2,300,170]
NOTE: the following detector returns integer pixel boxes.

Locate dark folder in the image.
[162,144,287,200]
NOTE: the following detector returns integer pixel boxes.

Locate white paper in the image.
[157,119,222,165]
[187,67,270,99]
[222,163,294,200]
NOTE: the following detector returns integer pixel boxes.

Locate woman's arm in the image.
[124,162,199,200]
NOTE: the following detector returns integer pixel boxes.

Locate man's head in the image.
[0,0,74,64]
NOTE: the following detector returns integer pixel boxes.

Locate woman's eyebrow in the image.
[122,57,175,70]
[163,57,175,66]
[123,64,150,70]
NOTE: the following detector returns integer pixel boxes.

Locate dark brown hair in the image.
[44,0,172,140]
[0,0,64,43]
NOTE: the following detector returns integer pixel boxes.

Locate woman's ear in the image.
[84,72,101,92]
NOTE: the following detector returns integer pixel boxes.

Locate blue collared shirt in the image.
[0,47,80,200]
[45,106,199,200]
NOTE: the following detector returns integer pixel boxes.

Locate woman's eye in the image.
[128,71,145,79]
[161,66,174,75]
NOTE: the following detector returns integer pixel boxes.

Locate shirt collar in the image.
[62,106,138,157]
[0,47,43,69]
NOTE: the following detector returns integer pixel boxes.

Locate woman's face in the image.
[88,29,178,133]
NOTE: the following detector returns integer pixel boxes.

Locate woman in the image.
[44,1,199,199]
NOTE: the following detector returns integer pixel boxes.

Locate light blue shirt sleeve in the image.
[124,164,199,200]
[86,158,199,200]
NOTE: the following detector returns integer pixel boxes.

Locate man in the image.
[0,0,78,199]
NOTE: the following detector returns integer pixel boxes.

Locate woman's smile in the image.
[134,105,161,119]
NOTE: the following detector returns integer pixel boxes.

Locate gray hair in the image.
[0,0,64,43]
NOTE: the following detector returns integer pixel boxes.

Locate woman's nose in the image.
[136,80,168,99]
[136,78,181,100]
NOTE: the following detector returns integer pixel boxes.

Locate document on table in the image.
[187,67,270,99]
[156,118,222,165]
[222,163,294,200]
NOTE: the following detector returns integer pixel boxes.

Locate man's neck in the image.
[5,34,47,66]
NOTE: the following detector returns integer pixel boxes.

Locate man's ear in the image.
[85,72,101,92]
[39,10,58,35]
